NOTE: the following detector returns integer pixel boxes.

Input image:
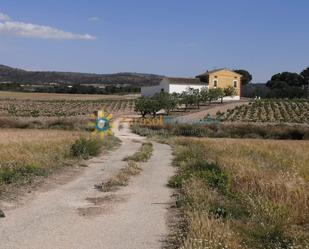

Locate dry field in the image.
[0,129,86,192]
[169,137,309,249]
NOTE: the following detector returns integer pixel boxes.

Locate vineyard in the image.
[0,99,136,117]
[218,99,309,123]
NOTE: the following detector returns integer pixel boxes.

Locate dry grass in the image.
[0,129,120,194]
[0,129,86,192]
[0,91,139,101]
[169,137,309,249]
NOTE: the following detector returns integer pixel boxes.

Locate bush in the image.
[0,163,43,185]
[70,137,102,159]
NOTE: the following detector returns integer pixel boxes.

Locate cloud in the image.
[89,16,100,22]
[0,12,96,40]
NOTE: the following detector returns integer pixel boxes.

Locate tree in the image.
[134,98,154,117]
[224,86,237,97]
[266,72,305,88]
[301,67,309,83]
[153,92,178,115]
[180,88,200,111]
[200,87,209,104]
[208,88,225,103]
[234,69,252,85]
[300,67,309,95]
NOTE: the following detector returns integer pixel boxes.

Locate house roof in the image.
[165,77,204,85]
[196,68,242,78]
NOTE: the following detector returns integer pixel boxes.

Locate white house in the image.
[141,69,242,100]
[141,77,207,96]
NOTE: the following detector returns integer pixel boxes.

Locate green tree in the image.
[208,88,224,103]
[267,72,305,88]
[234,69,252,85]
[134,98,153,117]
[153,92,178,115]
[180,88,200,111]
[224,86,237,97]
[200,87,209,104]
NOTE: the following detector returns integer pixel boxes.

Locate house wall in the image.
[169,84,207,94]
[141,79,170,96]
[208,69,241,96]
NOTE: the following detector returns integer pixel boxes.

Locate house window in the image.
[233,80,237,88]
[161,88,164,92]
[213,80,218,87]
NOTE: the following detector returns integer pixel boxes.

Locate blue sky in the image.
[0,0,308,82]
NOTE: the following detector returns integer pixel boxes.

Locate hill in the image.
[0,64,163,86]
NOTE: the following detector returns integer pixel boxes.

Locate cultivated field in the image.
[169,137,309,249]
[0,98,135,117]
[218,99,309,123]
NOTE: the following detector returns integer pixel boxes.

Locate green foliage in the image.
[70,137,102,159]
[224,85,237,97]
[134,97,162,117]
[153,92,178,114]
[0,163,44,185]
[234,69,253,85]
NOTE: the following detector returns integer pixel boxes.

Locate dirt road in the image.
[176,100,249,123]
[0,120,174,249]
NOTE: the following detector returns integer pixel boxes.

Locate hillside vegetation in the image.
[169,137,309,249]
[0,64,162,86]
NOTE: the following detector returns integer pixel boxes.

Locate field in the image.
[0,129,120,194]
[217,99,309,123]
[0,91,139,101]
[169,137,309,249]
[0,98,135,117]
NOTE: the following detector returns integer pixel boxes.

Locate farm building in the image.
[141,68,242,100]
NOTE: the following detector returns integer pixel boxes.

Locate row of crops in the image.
[0,99,136,117]
[217,99,309,123]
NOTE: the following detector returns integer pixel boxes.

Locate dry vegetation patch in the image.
[168,137,309,249]
[96,142,153,192]
[0,129,120,194]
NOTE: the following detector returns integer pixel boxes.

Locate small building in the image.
[141,68,242,100]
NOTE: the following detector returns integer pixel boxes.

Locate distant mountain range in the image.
[0,64,163,86]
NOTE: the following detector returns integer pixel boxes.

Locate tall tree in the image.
[234,69,252,85]
[267,72,305,88]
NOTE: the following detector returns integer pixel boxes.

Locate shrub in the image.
[70,137,102,159]
[0,163,43,185]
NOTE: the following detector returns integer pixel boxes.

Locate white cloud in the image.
[89,16,100,22]
[0,12,96,40]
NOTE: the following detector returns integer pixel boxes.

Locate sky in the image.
[0,0,308,83]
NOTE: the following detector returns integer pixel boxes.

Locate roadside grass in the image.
[0,129,120,194]
[168,137,309,249]
[96,142,153,192]
[0,116,90,130]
